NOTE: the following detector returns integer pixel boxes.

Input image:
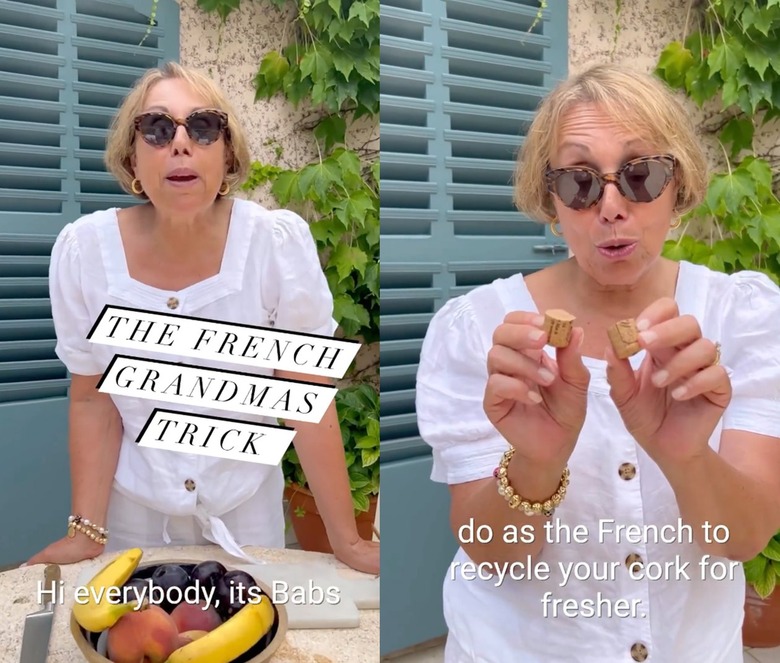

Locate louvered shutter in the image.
[380,0,568,462]
[0,0,179,566]
[379,0,568,654]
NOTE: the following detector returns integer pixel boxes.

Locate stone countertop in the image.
[2,545,379,663]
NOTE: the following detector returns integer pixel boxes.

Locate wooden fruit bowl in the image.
[70,558,288,663]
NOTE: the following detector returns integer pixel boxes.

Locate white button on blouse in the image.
[49,199,337,560]
[416,260,780,662]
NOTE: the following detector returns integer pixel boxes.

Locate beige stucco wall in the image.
[175,0,379,385]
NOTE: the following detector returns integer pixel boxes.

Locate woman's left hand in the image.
[605,297,731,464]
[332,536,379,575]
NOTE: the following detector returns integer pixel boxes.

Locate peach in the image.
[106,605,179,663]
[170,600,222,633]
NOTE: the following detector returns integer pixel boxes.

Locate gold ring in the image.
[712,342,721,366]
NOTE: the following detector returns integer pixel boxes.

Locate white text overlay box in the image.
[88,305,359,379]
[136,409,296,466]
[97,356,336,424]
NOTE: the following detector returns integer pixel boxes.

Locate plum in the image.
[214,570,259,619]
[151,564,190,612]
[190,560,227,602]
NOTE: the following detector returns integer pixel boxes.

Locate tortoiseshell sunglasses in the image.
[133,109,230,147]
[545,155,677,210]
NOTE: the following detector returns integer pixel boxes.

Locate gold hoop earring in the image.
[131,179,143,195]
[550,220,562,237]
[670,217,681,230]
[219,182,230,196]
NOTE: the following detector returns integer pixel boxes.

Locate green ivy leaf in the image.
[257,51,290,92]
[705,170,756,215]
[711,239,740,266]
[655,41,695,88]
[707,37,744,81]
[297,160,341,201]
[761,204,780,247]
[742,156,774,196]
[685,61,721,106]
[348,2,371,27]
[333,293,370,327]
[331,243,369,280]
[742,5,775,37]
[719,117,753,158]
[196,0,240,21]
[270,170,299,206]
[744,42,771,80]
[364,261,379,297]
[300,48,332,81]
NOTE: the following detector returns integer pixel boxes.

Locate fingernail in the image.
[652,370,668,387]
[532,315,546,326]
[528,391,542,403]
[671,385,687,399]
[637,318,650,331]
[529,329,544,341]
[639,330,657,344]
[538,368,555,384]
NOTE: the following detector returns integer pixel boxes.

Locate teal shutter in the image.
[379,0,569,654]
[0,0,179,566]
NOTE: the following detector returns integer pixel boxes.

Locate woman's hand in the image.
[24,535,105,566]
[605,297,731,464]
[483,312,591,466]
[332,536,379,575]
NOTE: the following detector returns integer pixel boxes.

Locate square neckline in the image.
[106,198,242,297]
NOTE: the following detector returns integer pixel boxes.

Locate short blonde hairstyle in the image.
[104,61,251,198]
[514,63,709,223]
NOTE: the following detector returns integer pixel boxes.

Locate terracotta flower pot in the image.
[743,583,780,648]
[284,483,378,554]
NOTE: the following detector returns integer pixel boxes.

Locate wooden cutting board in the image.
[235,562,379,629]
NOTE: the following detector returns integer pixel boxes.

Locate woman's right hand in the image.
[25,535,105,566]
[484,312,591,465]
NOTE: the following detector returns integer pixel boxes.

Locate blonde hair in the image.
[104,61,251,198]
[514,63,709,223]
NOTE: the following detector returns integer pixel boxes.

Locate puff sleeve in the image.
[264,209,338,338]
[416,295,508,484]
[719,270,780,436]
[49,224,103,375]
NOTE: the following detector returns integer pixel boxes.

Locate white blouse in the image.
[416,260,780,663]
[49,198,337,560]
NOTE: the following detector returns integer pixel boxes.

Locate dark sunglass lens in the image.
[188,112,223,144]
[620,160,669,202]
[555,170,600,209]
[139,114,175,146]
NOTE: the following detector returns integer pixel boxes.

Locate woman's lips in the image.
[597,242,637,259]
[166,174,199,187]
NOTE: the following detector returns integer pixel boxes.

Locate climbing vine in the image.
[656,0,780,598]
[197,0,379,348]
[195,0,380,515]
[654,0,780,285]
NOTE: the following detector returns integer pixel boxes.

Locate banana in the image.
[165,596,276,663]
[72,547,145,632]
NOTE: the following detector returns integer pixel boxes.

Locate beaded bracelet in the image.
[68,514,109,545]
[493,447,570,517]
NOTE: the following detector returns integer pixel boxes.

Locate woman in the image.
[416,63,780,661]
[26,62,378,575]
